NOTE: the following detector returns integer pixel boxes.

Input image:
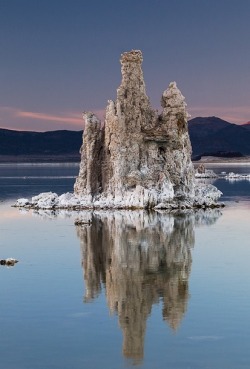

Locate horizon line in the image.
[0,114,248,132]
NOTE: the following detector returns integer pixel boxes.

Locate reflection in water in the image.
[195,177,217,186]
[76,210,221,363]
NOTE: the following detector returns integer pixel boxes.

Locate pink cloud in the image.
[0,106,105,131]
[1,105,249,131]
[92,109,106,120]
[16,111,83,125]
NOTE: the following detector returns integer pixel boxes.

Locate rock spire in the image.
[74,49,200,209]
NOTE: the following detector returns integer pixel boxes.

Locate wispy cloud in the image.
[0,105,249,131]
[16,111,83,125]
[0,106,107,131]
[91,109,106,120]
[0,106,83,131]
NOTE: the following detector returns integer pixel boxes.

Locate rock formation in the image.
[74,50,210,209]
[13,50,222,210]
[195,164,217,178]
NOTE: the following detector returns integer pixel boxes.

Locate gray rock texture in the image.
[74,50,201,209]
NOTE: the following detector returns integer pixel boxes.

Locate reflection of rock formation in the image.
[76,210,221,363]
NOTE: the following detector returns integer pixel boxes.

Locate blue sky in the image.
[1,0,250,131]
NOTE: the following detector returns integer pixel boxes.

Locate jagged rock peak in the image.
[162,82,186,110]
[118,49,147,98]
[83,111,101,126]
[120,49,143,64]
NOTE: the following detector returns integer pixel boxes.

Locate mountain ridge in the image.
[0,128,83,157]
[0,116,250,161]
[188,116,250,158]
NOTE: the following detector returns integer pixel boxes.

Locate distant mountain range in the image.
[188,116,250,159]
[0,128,83,161]
[242,121,250,129]
[0,117,250,161]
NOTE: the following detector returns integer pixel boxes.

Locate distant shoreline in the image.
[0,154,250,165]
[0,155,80,163]
[193,156,250,164]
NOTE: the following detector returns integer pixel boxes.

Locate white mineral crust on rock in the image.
[225,172,250,181]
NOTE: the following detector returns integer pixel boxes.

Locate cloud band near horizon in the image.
[0,105,249,131]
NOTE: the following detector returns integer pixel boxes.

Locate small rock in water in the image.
[0,258,19,266]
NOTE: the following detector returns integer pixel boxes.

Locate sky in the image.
[1,0,250,131]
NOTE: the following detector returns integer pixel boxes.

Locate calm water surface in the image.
[1,163,250,369]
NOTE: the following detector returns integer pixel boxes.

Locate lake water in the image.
[1,163,250,369]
